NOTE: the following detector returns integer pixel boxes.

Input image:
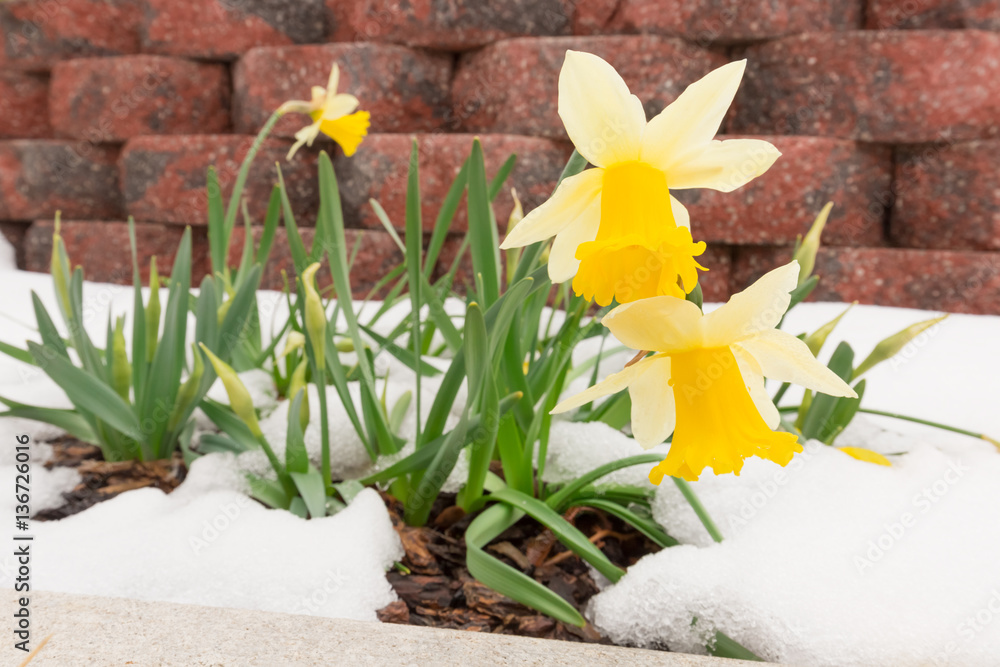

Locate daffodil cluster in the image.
[509,51,857,482]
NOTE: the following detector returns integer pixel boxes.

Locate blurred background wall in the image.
[1,0,999,313]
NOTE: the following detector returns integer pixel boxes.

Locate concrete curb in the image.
[4,590,768,666]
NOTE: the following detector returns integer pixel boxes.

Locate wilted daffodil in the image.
[279,63,370,160]
[552,261,856,483]
[500,51,780,306]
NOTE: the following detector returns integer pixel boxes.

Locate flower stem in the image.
[315,366,332,490]
[856,408,1000,450]
[224,110,284,239]
[672,477,724,543]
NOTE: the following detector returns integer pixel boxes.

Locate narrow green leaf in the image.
[0,340,34,366]
[546,453,665,512]
[800,341,855,441]
[0,399,97,443]
[290,467,327,519]
[569,497,678,548]
[285,389,309,474]
[206,166,226,276]
[710,631,764,661]
[247,475,290,510]
[276,165,308,273]
[359,325,441,377]
[425,159,468,278]
[466,139,500,306]
[199,399,261,452]
[30,292,67,358]
[256,185,282,267]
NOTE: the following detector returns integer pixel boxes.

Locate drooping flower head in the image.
[551,262,856,483]
[501,51,781,306]
[280,63,371,160]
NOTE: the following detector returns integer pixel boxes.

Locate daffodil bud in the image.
[301,263,326,371]
[288,359,310,432]
[335,339,354,353]
[110,316,130,401]
[504,189,525,284]
[805,303,854,356]
[281,331,306,358]
[793,202,833,287]
[167,345,204,432]
[199,343,262,437]
[145,257,161,362]
[853,314,948,380]
[50,213,72,319]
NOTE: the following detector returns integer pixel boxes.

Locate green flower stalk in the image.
[199,343,262,437]
[145,257,161,362]
[167,345,205,433]
[301,263,326,371]
[288,359,310,432]
[110,316,130,401]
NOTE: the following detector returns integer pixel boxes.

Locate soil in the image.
[36,438,662,644]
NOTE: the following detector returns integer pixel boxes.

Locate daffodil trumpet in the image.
[279,62,371,160]
[552,261,857,483]
[500,51,780,307]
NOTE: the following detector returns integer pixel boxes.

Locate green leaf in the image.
[710,631,764,662]
[290,467,327,519]
[26,341,142,440]
[545,453,665,512]
[31,292,68,358]
[197,433,250,455]
[247,475,290,510]
[199,399,261,452]
[285,389,308,474]
[0,398,97,444]
[800,341,854,441]
[218,265,262,362]
[404,139,424,449]
[466,139,500,306]
[823,378,866,445]
[424,159,468,277]
[487,154,517,202]
[568,497,677,548]
[0,340,34,366]
[128,218,148,404]
[358,325,441,377]
[466,503,585,627]
[206,166,226,275]
[256,185,282,267]
[276,165,309,273]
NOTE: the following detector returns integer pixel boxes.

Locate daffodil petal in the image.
[736,329,857,398]
[602,296,703,354]
[732,346,780,429]
[628,355,676,449]
[322,93,359,121]
[548,195,601,282]
[500,168,603,249]
[838,446,892,466]
[551,355,655,414]
[671,195,690,228]
[558,50,645,168]
[640,60,746,171]
[702,261,799,347]
[327,63,340,94]
[667,139,781,192]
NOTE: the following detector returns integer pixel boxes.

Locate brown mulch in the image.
[34,436,186,521]
[376,489,662,643]
[36,436,662,644]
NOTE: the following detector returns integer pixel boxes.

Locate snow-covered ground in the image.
[0,234,998,665]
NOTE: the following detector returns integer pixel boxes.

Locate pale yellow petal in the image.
[736,329,857,398]
[558,50,646,168]
[732,346,780,429]
[500,168,604,249]
[286,122,321,159]
[702,261,799,347]
[838,447,891,466]
[667,139,781,192]
[627,355,676,449]
[640,60,746,171]
[671,195,690,228]
[547,195,601,282]
[602,296,704,354]
[551,355,655,414]
[322,93,359,121]
[327,63,340,94]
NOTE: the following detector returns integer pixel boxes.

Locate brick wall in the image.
[2,0,999,313]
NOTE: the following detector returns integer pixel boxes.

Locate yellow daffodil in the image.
[500,51,780,306]
[552,261,856,483]
[279,63,370,160]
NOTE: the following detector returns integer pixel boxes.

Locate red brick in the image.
[0,71,50,138]
[891,141,1000,251]
[349,0,574,50]
[677,136,890,247]
[731,31,1000,143]
[227,226,403,296]
[451,36,726,139]
[120,135,319,227]
[332,133,572,233]
[50,56,230,142]
[0,140,122,220]
[867,0,1000,29]
[233,44,452,137]
[141,0,326,60]
[733,246,1000,314]
[611,0,861,43]
[324,0,356,41]
[24,220,210,285]
[0,0,140,71]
